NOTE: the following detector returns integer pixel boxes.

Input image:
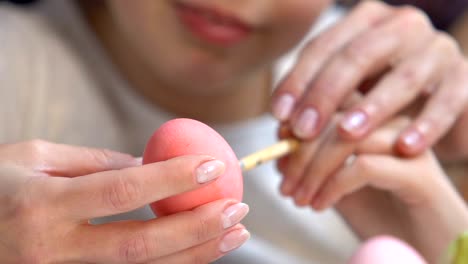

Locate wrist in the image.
[406,174,468,262]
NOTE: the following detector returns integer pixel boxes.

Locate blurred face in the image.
[106,0,331,96]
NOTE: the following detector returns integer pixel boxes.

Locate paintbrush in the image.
[239,138,299,172]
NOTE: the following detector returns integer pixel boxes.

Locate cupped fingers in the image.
[71,199,249,263]
[396,60,468,156]
[57,155,226,220]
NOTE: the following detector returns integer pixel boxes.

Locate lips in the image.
[173,1,253,46]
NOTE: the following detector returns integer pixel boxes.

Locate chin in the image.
[173,77,237,97]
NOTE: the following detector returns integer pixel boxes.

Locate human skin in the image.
[273,1,468,158]
[79,0,468,201]
[79,0,332,123]
[278,116,468,263]
[276,1,468,205]
[2,0,468,262]
[82,0,468,160]
[0,141,249,263]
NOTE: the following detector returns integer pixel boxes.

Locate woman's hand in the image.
[0,140,249,263]
[279,118,468,262]
[272,0,468,157]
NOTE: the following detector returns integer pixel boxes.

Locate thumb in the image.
[0,140,140,177]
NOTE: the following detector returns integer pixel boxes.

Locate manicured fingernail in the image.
[134,157,143,165]
[340,110,368,133]
[219,229,250,253]
[222,203,249,229]
[272,94,295,121]
[402,130,421,148]
[293,107,319,138]
[196,160,225,183]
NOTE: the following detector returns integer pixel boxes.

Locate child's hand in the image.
[279,117,468,262]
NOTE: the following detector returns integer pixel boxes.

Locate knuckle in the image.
[397,6,431,28]
[195,218,211,243]
[25,139,49,154]
[120,233,150,263]
[395,65,420,89]
[355,1,393,26]
[309,31,335,53]
[104,174,142,211]
[353,156,375,175]
[434,32,460,54]
[22,139,50,165]
[311,80,342,111]
[88,148,117,168]
[358,1,387,14]
[341,38,371,69]
[191,212,213,243]
[420,115,444,135]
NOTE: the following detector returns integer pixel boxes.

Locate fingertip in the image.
[196,159,225,184]
[277,123,294,139]
[396,129,426,157]
[279,179,295,196]
[219,228,251,253]
[338,110,370,139]
[293,187,312,207]
[291,107,320,139]
[271,93,296,121]
[337,125,366,141]
[134,157,143,166]
[310,197,322,211]
[311,191,329,211]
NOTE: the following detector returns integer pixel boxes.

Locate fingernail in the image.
[272,94,295,121]
[312,196,323,210]
[219,229,251,253]
[340,110,368,133]
[294,187,309,206]
[135,157,143,164]
[196,160,225,183]
[222,203,249,229]
[293,107,319,138]
[402,130,421,148]
[280,180,294,196]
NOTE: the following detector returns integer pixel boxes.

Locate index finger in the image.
[271,1,393,122]
[55,155,226,220]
